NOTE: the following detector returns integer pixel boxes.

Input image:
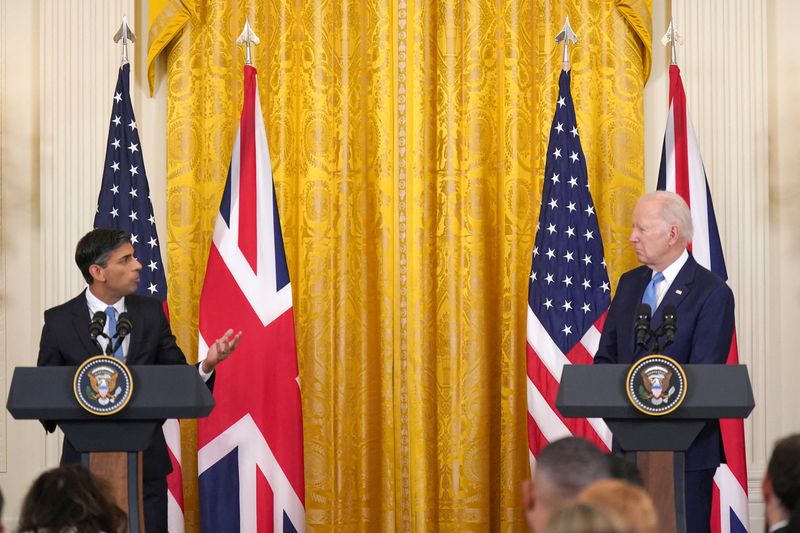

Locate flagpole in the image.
[113,15,136,66]
[555,16,578,71]
[236,19,260,66]
[661,19,684,66]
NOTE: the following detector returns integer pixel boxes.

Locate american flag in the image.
[657,64,749,533]
[93,63,186,533]
[526,70,613,464]
[196,65,305,532]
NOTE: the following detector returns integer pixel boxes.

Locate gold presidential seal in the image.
[73,355,133,415]
[626,354,687,416]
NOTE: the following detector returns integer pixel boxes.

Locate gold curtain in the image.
[150,0,650,530]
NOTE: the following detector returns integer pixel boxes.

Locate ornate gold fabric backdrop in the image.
[148,0,650,530]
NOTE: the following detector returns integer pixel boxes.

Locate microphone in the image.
[661,305,677,347]
[109,312,133,356]
[635,303,652,349]
[88,311,107,341]
[115,312,133,338]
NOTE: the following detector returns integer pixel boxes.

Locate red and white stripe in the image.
[526,308,612,469]
[660,63,750,533]
[164,419,184,533]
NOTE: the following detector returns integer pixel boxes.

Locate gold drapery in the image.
[150,0,650,530]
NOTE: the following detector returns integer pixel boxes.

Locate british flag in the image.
[658,64,749,533]
[196,65,305,532]
[526,70,613,466]
[93,63,186,532]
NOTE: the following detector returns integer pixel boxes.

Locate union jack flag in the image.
[197,65,305,532]
[526,70,613,465]
[658,64,749,533]
[93,63,186,533]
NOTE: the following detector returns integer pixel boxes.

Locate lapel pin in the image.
[675,289,683,295]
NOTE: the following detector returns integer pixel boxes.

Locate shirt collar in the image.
[768,520,788,533]
[84,286,126,316]
[656,249,689,286]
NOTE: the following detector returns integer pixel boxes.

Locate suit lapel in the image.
[70,291,103,356]
[125,295,143,363]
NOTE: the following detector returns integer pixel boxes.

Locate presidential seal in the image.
[73,355,133,416]
[626,355,687,416]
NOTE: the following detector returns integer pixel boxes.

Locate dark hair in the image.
[607,454,644,486]
[536,437,612,499]
[75,228,131,284]
[767,433,800,530]
[18,465,126,533]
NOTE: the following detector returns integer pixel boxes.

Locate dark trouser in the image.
[143,477,168,533]
[685,468,715,533]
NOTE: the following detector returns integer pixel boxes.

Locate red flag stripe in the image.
[527,344,610,453]
[238,67,258,272]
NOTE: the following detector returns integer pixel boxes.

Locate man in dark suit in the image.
[763,434,800,533]
[594,191,735,533]
[38,228,241,533]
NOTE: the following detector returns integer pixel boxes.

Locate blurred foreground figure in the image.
[18,465,127,533]
[522,437,611,532]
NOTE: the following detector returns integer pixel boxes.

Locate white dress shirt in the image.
[651,249,689,309]
[84,287,212,381]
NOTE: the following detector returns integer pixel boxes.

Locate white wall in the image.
[0,0,166,527]
[645,1,800,530]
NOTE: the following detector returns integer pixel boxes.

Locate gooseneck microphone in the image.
[109,312,134,356]
[661,305,678,348]
[634,303,652,349]
[88,311,107,341]
[116,312,133,338]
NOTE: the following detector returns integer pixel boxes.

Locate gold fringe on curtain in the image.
[148,0,651,530]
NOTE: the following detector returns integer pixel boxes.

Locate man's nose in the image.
[133,258,142,271]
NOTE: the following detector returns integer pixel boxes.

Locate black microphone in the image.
[635,303,652,349]
[88,311,107,340]
[115,312,133,338]
[110,313,133,356]
[661,305,677,347]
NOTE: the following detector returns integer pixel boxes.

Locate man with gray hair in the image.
[522,436,612,532]
[594,190,735,532]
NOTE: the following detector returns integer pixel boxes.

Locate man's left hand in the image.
[202,329,242,373]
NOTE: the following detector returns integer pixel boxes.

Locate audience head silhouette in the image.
[522,436,612,532]
[18,464,126,533]
[543,501,626,533]
[763,433,800,533]
[578,478,658,533]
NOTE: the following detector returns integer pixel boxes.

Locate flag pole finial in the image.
[555,16,578,71]
[236,19,261,66]
[113,15,136,66]
[661,19,684,66]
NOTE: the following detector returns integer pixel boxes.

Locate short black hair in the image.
[768,434,800,529]
[75,228,131,284]
[536,437,611,499]
[607,454,643,486]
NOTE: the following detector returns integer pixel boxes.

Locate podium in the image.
[556,364,754,533]
[7,365,215,533]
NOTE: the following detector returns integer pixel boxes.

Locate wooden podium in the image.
[7,365,215,533]
[556,364,754,533]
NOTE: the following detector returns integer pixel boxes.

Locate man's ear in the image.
[88,264,105,283]
[762,475,774,505]
[522,478,536,511]
[668,223,680,245]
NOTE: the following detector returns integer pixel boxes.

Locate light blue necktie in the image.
[641,271,665,313]
[105,306,124,359]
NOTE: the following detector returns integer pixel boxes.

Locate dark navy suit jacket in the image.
[37,291,212,480]
[594,254,735,470]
